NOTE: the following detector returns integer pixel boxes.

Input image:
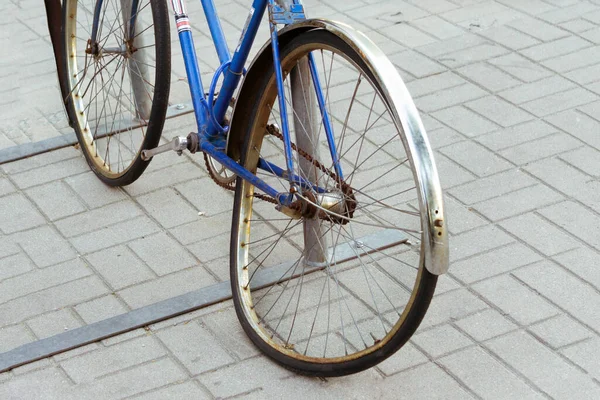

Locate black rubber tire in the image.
[230,29,438,377]
[61,0,170,186]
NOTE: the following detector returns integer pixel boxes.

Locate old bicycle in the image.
[59,0,449,376]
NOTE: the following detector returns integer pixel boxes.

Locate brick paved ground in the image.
[2,0,600,398]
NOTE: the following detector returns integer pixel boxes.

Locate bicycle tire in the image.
[230,29,440,376]
[62,0,170,186]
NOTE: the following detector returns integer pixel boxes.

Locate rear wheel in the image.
[62,0,170,186]
[230,30,441,376]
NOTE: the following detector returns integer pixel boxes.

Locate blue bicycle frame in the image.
[93,0,342,205]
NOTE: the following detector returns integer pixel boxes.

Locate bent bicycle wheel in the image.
[62,0,170,186]
[230,29,447,376]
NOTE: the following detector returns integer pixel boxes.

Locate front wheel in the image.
[230,30,444,376]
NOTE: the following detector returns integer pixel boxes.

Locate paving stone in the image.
[432,106,498,137]
[130,381,211,400]
[9,157,89,190]
[0,323,36,353]
[443,196,488,235]
[407,71,466,98]
[417,83,487,112]
[123,161,206,197]
[455,309,518,342]
[74,294,130,324]
[521,88,598,117]
[0,368,72,399]
[441,1,512,23]
[473,183,564,221]
[477,26,541,50]
[457,62,521,92]
[449,224,515,263]
[26,309,83,340]
[498,75,576,105]
[379,24,438,48]
[128,232,197,276]
[200,308,261,361]
[375,342,429,376]
[513,260,600,332]
[175,177,235,216]
[412,324,472,358]
[389,50,446,79]
[529,314,593,349]
[465,96,534,127]
[520,35,592,62]
[411,15,464,40]
[449,168,535,204]
[0,252,34,282]
[553,247,600,291]
[25,180,86,221]
[564,62,600,84]
[500,212,580,256]
[473,274,559,325]
[486,331,600,399]
[0,177,15,197]
[136,187,200,229]
[64,172,128,209]
[543,45,600,72]
[545,109,600,150]
[169,211,232,245]
[156,320,235,374]
[0,193,45,234]
[538,201,600,250]
[439,346,545,400]
[9,225,77,268]
[559,18,597,33]
[85,245,155,291]
[117,266,217,309]
[0,275,108,326]
[440,140,513,177]
[539,1,599,24]
[508,16,569,41]
[69,215,161,254]
[451,242,541,284]
[488,53,554,82]
[561,338,600,381]
[420,288,489,329]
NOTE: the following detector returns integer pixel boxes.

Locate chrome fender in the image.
[228,19,449,275]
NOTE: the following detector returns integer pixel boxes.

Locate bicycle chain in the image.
[204,124,356,221]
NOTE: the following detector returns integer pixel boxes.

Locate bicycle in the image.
[59,0,449,376]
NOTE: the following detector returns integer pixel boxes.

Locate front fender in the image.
[228,19,449,275]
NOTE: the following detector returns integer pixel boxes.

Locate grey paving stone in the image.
[451,242,541,284]
[465,96,534,127]
[0,275,108,326]
[0,324,36,353]
[498,75,576,105]
[64,172,128,209]
[426,126,465,149]
[26,309,82,340]
[69,215,161,254]
[0,177,15,197]
[500,212,581,256]
[473,183,564,221]
[538,201,600,250]
[439,140,513,177]
[390,50,446,79]
[448,168,536,204]
[0,193,45,234]
[432,106,499,137]
[117,266,217,309]
[485,331,600,399]
[559,18,597,33]
[545,109,600,151]
[439,346,545,400]
[74,294,129,324]
[0,368,72,399]
[413,0,458,14]
[508,16,569,41]
[25,181,86,221]
[86,245,155,290]
[450,224,515,262]
[188,232,231,263]
[130,381,211,400]
[124,161,206,197]
[521,87,598,117]
[443,196,488,235]
[136,188,200,229]
[169,211,232,245]
[9,157,89,190]
[128,232,197,276]
[441,1,512,23]
[473,273,559,325]
[375,342,429,376]
[175,177,234,217]
[559,142,600,177]
[9,225,77,268]
[561,338,600,381]
[407,71,466,98]
[417,83,488,112]
[0,258,92,305]
[553,247,600,291]
[520,35,592,61]
[488,53,554,82]
[411,15,464,40]
[60,335,165,383]
[542,45,600,72]
[529,314,593,349]
[379,24,438,48]
[54,200,142,238]
[513,260,600,332]
[412,324,472,358]
[0,252,34,282]
[455,309,518,342]
[539,1,599,24]
[438,42,511,69]
[201,307,261,360]
[156,320,235,375]
[417,33,485,58]
[477,26,541,50]
[457,62,521,92]
[420,288,489,329]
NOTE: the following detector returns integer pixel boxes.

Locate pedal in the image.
[141,136,190,161]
